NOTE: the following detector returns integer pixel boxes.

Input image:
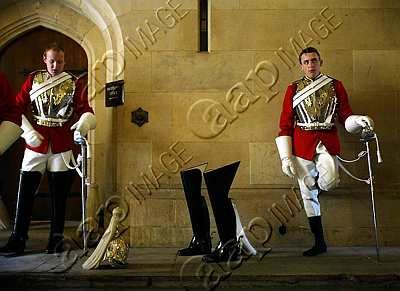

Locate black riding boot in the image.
[0,171,42,256]
[178,168,211,256]
[202,161,242,263]
[46,171,74,254]
[303,215,327,256]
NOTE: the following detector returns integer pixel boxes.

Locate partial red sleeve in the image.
[278,84,296,136]
[15,74,34,115]
[335,80,353,125]
[0,72,21,125]
[73,76,94,116]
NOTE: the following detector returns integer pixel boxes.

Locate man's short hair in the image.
[298,47,321,64]
[43,43,64,57]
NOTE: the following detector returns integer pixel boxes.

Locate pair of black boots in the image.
[0,170,73,256]
[177,161,242,263]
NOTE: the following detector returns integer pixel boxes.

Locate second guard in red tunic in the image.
[276,47,374,257]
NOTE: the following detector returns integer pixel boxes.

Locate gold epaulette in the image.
[292,78,304,86]
[31,70,48,85]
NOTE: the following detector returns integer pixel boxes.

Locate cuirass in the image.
[294,75,337,130]
[30,71,75,127]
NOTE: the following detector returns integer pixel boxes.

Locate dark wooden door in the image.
[0,26,88,220]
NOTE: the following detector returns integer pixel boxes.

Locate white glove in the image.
[345,115,374,134]
[275,136,297,178]
[70,112,96,142]
[21,115,44,147]
[281,157,296,178]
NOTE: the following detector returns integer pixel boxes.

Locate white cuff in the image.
[275,136,292,160]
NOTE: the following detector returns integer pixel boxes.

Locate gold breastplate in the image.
[294,75,337,130]
[31,71,75,127]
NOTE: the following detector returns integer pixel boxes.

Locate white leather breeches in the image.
[293,142,339,217]
[21,147,73,174]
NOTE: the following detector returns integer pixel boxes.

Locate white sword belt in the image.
[296,122,334,131]
[34,116,67,127]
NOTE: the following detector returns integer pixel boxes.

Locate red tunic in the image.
[278,79,353,161]
[0,71,20,126]
[15,72,93,154]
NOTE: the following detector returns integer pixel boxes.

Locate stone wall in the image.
[0,0,399,248]
[121,0,400,248]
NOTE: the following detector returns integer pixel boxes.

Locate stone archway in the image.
[0,0,125,222]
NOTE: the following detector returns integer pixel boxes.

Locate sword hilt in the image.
[360,127,383,164]
[360,127,375,142]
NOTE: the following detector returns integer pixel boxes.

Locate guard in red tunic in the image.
[276,47,373,256]
[0,43,96,256]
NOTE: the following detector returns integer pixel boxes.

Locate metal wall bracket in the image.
[131,107,148,127]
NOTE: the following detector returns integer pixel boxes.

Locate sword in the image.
[75,132,89,253]
[360,127,382,261]
[61,132,91,254]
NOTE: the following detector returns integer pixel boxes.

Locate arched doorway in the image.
[0,26,88,221]
[0,0,127,243]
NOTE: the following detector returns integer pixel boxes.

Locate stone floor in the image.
[0,222,400,290]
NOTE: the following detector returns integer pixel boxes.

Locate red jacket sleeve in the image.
[335,80,353,125]
[0,72,21,125]
[278,84,296,136]
[73,75,94,116]
[15,74,34,115]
